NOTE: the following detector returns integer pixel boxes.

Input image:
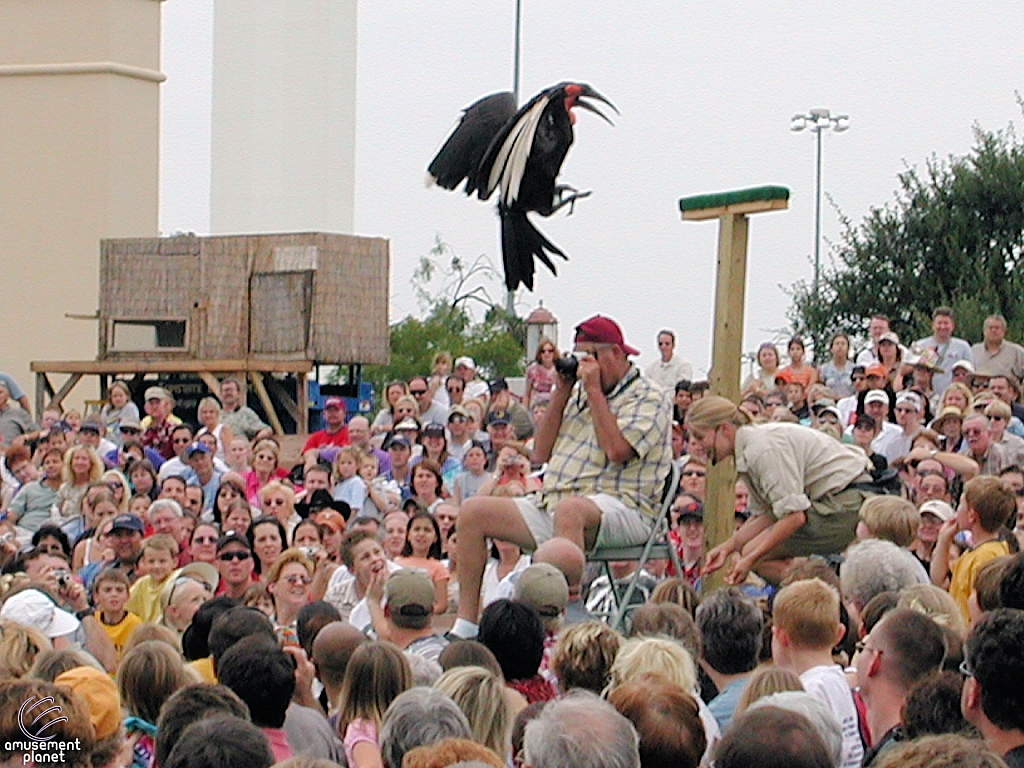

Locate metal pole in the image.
[813,125,822,302]
[506,0,522,316]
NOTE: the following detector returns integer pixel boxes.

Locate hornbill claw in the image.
[551,185,592,215]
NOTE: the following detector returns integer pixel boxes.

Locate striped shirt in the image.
[541,365,671,518]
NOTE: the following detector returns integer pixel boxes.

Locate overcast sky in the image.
[160,1,1024,376]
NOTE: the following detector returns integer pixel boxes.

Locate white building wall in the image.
[210,1,357,235]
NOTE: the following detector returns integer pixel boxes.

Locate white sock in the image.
[451,618,479,638]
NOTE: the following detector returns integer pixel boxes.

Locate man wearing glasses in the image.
[961,413,1013,476]
[450,315,670,640]
[408,375,448,427]
[216,532,255,600]
[645,329,694,392]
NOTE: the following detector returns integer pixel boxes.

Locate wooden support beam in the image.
[197,372,222,398]
[47,373,84,411]
[262,374,302,428]
[31,359,314,375]
[249,372,284,435]
[295,371,309,436]
[680,185,789,591]
[36,373,49,418]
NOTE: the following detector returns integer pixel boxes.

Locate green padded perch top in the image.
[679,185,790,214]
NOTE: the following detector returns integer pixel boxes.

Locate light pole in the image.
[506,0,523,317]
[790,108,849,301]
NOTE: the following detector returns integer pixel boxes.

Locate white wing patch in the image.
[487,96,549,206]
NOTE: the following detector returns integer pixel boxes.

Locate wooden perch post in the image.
[678,185,790,589]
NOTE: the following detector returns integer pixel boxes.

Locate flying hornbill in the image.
[427,82,617,291]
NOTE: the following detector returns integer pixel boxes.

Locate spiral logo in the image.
[18,696,67,742]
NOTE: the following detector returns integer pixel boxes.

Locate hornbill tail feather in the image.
[500,205,567,291]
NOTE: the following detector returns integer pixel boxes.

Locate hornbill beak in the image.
[574,85,619,125]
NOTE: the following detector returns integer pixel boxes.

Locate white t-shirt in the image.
[800,664,864,768]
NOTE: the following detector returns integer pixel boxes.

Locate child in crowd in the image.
[127,534,179,623]
[771,578,863,768]
[92,567,142,663]
[855,496,920,548]
[333,446,368,510]
[242,582,275,617]
[931,475,1014,622]
[394,510,448,615]
[358,453,397,519]
[336,642,412,768]
[452,441,489,505]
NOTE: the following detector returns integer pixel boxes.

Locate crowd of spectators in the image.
[2,307,1024,768]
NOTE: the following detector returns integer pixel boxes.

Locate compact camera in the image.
[554,351,590,380]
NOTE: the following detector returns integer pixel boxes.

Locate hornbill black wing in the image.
[476,86,564,206]
[426,91,517,195]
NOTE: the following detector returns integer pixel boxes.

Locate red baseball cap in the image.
[324,396,346,410]
[574,315,640,356]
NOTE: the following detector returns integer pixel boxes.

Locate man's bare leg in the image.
[456,496,537,626]
[552,496,603,554]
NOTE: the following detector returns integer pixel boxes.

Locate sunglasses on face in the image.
[410,389,427,396]
[218,550,252,562]
[283,574,312,586]
[682,470,706,478]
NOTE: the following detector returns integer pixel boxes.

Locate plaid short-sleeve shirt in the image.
[541,365,672,518]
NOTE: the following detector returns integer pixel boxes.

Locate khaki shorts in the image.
[514,493,655,554]
[770,486,873,559]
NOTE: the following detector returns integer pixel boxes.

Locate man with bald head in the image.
[312,621,368,718]
[533,537,592,624]
[346,414,390,474]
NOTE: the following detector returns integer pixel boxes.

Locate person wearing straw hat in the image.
[908,348,944,416]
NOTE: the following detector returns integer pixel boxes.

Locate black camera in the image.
[554,354,579,379]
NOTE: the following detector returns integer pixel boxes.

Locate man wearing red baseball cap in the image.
[302,396,351,469]
[451,314,672,639]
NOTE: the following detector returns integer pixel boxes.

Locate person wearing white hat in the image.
[454,357,489,403]
[848,390,902,464]
[910,499,955,571]
[879,391,926,464]
[0,588,80,648]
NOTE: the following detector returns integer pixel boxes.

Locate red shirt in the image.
[302,427,351,453]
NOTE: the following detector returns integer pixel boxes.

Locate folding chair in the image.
[588,463,683,631]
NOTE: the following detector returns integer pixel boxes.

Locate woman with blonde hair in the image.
[606,635,720,758]
[56,445,105,523]
[195,396,234,463]
[940,382,974,415]
[733,665,804,717]
[0,619,51,678]
[896,583,967,639]
[101,468,131,514]
[434,665,513,759]
[259,480,301,538]
[687,394,873,585]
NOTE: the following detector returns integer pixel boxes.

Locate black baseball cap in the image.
[109,514,144,534]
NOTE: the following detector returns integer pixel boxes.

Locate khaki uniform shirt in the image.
[736,422,873,520]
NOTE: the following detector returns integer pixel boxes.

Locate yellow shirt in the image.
[950,539,1009,622]
[127,574,173,624]
[99,611,143,663]
[188,656,217,684]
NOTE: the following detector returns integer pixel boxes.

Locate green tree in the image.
[789,115,1024,354]
[361,237,526,395]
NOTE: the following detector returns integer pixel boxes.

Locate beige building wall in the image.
[211,1,357,235]
[0,0,162,410]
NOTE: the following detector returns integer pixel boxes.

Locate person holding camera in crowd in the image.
[449,314,672,639]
